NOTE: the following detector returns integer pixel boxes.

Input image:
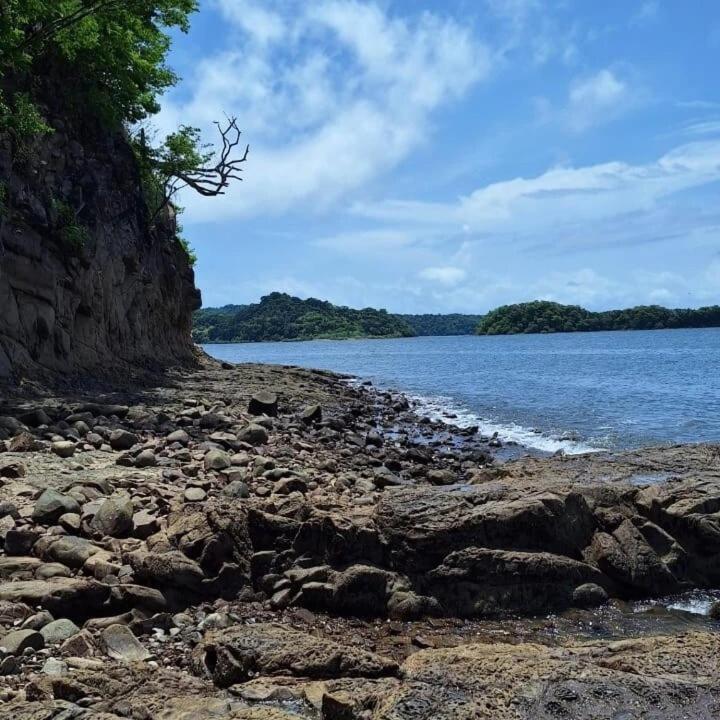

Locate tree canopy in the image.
[476,301,720,335]
[0,0,197,133]
[193,293,416,343]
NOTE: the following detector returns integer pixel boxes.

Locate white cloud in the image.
[354,140,720,240]
[215,0,286,45]
[566,69,629,131]
[162,1,490,220]
[419,266,467,285]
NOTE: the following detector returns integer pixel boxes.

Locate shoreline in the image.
[1,357,719,716]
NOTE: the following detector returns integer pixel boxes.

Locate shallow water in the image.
[203,327,720,454]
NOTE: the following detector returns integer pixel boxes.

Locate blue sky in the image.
[160,0,720,313]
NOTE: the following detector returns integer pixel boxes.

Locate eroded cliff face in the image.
[0,110,200,382]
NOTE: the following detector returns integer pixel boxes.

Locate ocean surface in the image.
[203,328,720,455]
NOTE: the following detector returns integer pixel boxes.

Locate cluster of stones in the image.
[0,363,718,717]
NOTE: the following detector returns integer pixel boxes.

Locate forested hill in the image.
[400,314,482,336]
[477,301,720,335]
[192,293,415,342]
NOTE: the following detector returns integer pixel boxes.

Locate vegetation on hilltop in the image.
[0,1,246,266]
[401,314,483,336]
[476,301,720,335]
[193,293,416,343]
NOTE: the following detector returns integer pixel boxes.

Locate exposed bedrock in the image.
[0,99,200,382]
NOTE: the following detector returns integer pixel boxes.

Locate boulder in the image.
[238,424,269,446]
[0,628,44,655]
[91,494,134,537]
[426,547,605,616]
[193,623,397,687]
[300,404,322,425]
[248,392,278,417]
[51,441,75,458]
[204,449,232,471]
[0,578,108,619]
[101,624,150,662]
[109,429,138,451]
[39,619,80,645]
[32,490,81,525]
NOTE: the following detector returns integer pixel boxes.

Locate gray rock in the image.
[58,512,81,533]
[46,536,101,568]
[132,510,159,539]
[573,583,609,609]
[21,610,54,631]
[41,657,68,675]
[134,449,157,468]
[109,429,138,451]
[184,487,207,503]
[167,429,190,445]
[51,440,76,458]
[237,424,269,446]
[710,601,720,621]
[248,391,278,417]
[300,404,322,425]
[223,480,250,499]
[0,461,26,479]
[35,563,72,580]
[101,624,150,662]
[1,628,44,655]
[40,618,80,645]
[32,489,81,525]
[204,448,232,471]
[92,494,134,537]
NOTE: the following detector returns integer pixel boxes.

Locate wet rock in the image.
[427,547,605,617]
[710,601,720,621]
[101,624,150,662]
[19,408,51,427]
[238,424,269,446]
[248,392,278,417]
[32,489,81,525]
[572,582,609,608]
[1,628,44,655]
[193,623,398,687]
[109,429,138,451]
[387,591,441,620]
[91,494,134,537]
[39,619,80,645]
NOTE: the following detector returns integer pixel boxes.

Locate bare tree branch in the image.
[174,118,249,197]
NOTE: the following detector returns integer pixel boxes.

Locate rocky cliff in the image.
[0,104,200,383]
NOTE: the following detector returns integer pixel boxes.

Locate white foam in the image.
[667,597,717,615]
[408,393,605,456]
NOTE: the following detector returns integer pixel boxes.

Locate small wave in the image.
[408,393,605,456]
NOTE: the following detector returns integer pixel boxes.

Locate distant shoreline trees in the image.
[476,301,720,335]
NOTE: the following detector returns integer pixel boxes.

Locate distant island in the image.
[192,292,415,342]
[477,301,720,335]
[193,294,720,343]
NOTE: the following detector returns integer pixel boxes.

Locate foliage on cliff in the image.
[401,314,483,336]
[476,301,720,335]
[0,1,196,134]
[193,293,416,343]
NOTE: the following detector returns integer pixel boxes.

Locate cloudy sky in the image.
[162,0,720,313]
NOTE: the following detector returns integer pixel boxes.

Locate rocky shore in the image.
[0,358,718,718]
